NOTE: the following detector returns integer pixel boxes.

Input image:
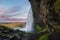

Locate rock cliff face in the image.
[29,0,47,27]
[29,0,60,32]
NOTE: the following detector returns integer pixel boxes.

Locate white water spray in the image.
[14,8,34,33]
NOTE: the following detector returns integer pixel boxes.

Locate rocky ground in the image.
[1,25,60,40]
[0,25,39,40]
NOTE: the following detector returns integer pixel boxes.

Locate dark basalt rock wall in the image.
[29,0,60,32]
[29,0,60,40]
[29,0,48,28]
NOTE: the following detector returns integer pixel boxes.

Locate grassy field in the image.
[0,22,25,28]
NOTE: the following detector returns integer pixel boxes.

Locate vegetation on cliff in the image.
[29,0,60,40]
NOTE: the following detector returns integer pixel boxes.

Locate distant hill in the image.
[0,22,26,29]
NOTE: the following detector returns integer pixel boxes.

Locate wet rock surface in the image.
[0,25,39,40]
[49,32,60,40]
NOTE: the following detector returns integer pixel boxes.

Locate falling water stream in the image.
[14,8,34,33]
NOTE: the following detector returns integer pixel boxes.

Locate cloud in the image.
[0,6,30,20]
[5,6,21,13]
[0,7,5,18]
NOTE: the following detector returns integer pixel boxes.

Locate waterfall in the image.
[14,8,34,33]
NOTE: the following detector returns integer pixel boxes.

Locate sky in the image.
[0,0,31,22]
